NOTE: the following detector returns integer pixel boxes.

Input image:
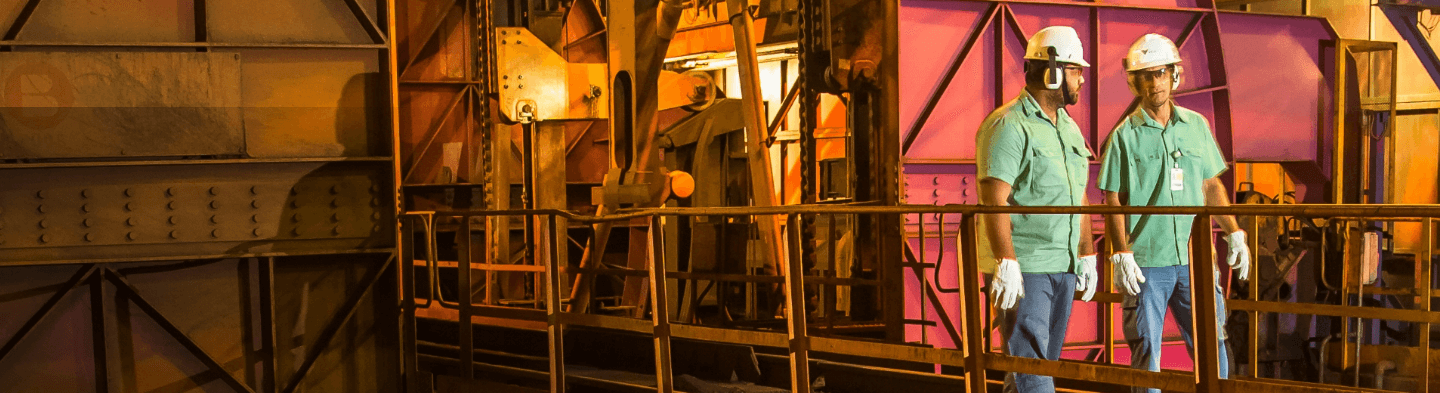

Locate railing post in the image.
[458,216,473,391]
[784,214,812,393]
[958,212,988,393]
[546,214,567,393]
[648,215,674,392]
[1191,215,1221,392]
[399,216,418,393]
[1247,216,1259,378]
[1421,218,1433,391]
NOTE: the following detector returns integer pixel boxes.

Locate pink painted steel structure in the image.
[899,0,1337,371]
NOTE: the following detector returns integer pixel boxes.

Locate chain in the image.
[477,0,494,209]
[798,0,819,277]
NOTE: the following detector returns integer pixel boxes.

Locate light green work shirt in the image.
[975,91,1093,274]
[1097,104,1228,267]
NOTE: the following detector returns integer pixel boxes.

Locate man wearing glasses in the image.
[1097,33,1251,392]
[975,25,1100,392]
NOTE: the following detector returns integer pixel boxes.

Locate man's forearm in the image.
[1078,202,1095,255]
[979,178,1017,260]
[1103,191,1131,253]
[1204,178,1241,234]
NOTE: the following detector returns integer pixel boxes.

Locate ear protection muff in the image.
[1043,47,1063,90]
[1170,64,1183,90]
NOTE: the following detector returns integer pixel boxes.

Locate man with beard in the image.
[1097,33,1251,392]
[975,25,1099,392]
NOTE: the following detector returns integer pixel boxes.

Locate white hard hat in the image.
[1025,26,1089,67]
[1124,34,1182,72]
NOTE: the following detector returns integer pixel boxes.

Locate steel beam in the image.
[1380,5,1440,97]
[0,265,95,364]
[279,257,395,393]
[105,268,256,393]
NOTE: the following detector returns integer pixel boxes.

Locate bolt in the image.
[124,202,134,212]
[167,201,177,210]
[126,218,137,226]
[37,205,46,213]
[503,84,509,89]
[252,200,261,209]
[127,232,137,241]
[291,228,301,236]
[37,220,47,229]
[168,216,178,225]
[502,75,509,80]
[331,199,341,208]
[331,213,341,223]
[522,104,533,113]
[330,185,340,195]
[166,187,176,197]
[84,233,94,242]
[83,218,93,228]
[39,234,50,243]
[291,200,301,208]
[518,84,524,89]
[210,215,219,224]
[252,228,262,237]
[124,188,134,197]
[35,190,45,199]
[517,75,523,80]
[332,227,341,236]
[169,230,178,239]
[211,229,220,238]
[81,204,91,213]
[81,189,91,198]
[501,39,507,44]
[292,213,303,223]
[209,187,219,196]
[251,214,260,224]
[250,186,259,195]
[209,200,220,209]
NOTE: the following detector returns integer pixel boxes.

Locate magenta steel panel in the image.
[1219,12,1333,162]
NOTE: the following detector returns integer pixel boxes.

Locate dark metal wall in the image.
[0,0,400,391]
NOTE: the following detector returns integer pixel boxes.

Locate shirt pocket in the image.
[1133,150,1166,185]
[1179,147,1209,176]
[1028,146,1068,193]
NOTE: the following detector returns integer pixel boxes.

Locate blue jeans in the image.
[1121,264,1230,393]
[994,273,1076,393]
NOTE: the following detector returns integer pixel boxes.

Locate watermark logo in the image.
[3,61,74,129]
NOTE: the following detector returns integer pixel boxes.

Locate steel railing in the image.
[399,204,1440,393]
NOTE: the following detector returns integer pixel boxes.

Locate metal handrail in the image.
[401,205,1439,392]
[405,203,1440,222]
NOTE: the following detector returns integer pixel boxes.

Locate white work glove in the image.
[1111,251,1146,296]
[1225,230,1251,281]
[991,258,1025,310]
[1075,254,1099,302]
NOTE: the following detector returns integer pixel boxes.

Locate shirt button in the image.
[1172,151,1182,158]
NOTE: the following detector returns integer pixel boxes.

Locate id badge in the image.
[1170,167,1184,191]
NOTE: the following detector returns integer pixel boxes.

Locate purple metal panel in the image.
[902,15,997,160]
[1218,13,1333,162]
[898,0,992,145]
